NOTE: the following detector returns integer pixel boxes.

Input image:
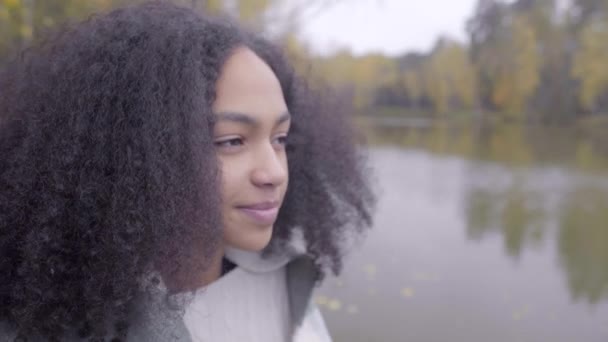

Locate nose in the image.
[250,142,288,188]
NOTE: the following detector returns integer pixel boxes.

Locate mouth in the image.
[236,201,280,226]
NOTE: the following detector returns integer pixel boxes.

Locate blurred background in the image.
[2,0,608,341]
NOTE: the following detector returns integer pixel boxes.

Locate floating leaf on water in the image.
[428,273,440,281]
[315,295,329,307]
[346,305,359,315]
[401,287,415,298]
[363,263,377,279]
[413,272,429,281]
[511,303,532,321]
[327,299,342,311]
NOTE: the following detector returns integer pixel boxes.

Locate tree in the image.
[468,1,540,117]
[0,0,132,63]
[422,38,477,114]
[572,18,608,112]
[0,0,352,65]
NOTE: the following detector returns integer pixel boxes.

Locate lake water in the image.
[317,128,608,341]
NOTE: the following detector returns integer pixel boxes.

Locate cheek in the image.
[218,156,247,203]
[281,154,289,191]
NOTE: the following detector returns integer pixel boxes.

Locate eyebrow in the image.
[214,111,291,127]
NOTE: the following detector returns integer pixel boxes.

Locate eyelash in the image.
[214,134,289,150]
[273,134,288,146]
[214,137,244,148]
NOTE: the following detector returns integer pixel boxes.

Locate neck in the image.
[200,245,225,285]
[161,244,225,293]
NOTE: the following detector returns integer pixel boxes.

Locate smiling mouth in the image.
[236,201,280,225]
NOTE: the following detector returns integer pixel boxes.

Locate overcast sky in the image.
[298,0,478,56]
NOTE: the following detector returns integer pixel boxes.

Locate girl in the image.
[0,2,374,341]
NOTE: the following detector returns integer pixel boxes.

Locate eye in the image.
[214,137,244,149]
[272,134,288,148]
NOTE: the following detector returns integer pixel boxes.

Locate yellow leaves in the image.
[351,54,398,109]
[356,54,398,86]
[312,51,398,110]
[236,0,271,25]
[311,49,354,87]
[572,20,608,110]
[283,33,306,57]
[282,33,312,75]
[206,0,223,14]
[512,16,538,72]
[1,0,144,58]
[0,7,9,20]
[454,65,478,109]
[87,0,115,11]
[3,0,19,10]
[19,23,32,40]
[576,140,599,170]
[511,15,540,111]
[400,287,415,298]
[1,0,24,24]
[486,14,540,116]
[424,56,449,114]
[423,39,477,114]
[492,70,514,110]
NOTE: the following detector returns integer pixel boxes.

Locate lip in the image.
[236,201,280,225]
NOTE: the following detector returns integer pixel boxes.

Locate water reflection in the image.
[365,120,608,171]
[370,120,608,304]
[558,186,608,304]
[464,170,608,305]
[316,122,608,341]
[465,184,545,259]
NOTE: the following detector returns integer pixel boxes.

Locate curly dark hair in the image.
[0,1,374,340]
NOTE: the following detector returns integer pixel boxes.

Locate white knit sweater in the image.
[183,247,332,342]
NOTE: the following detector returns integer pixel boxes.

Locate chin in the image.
[226,224,274,251]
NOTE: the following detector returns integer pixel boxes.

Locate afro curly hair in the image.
[0,1,375,340]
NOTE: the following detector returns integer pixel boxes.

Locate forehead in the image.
[212,47,287,117]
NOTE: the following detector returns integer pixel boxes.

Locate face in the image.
[212,47,290,252]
